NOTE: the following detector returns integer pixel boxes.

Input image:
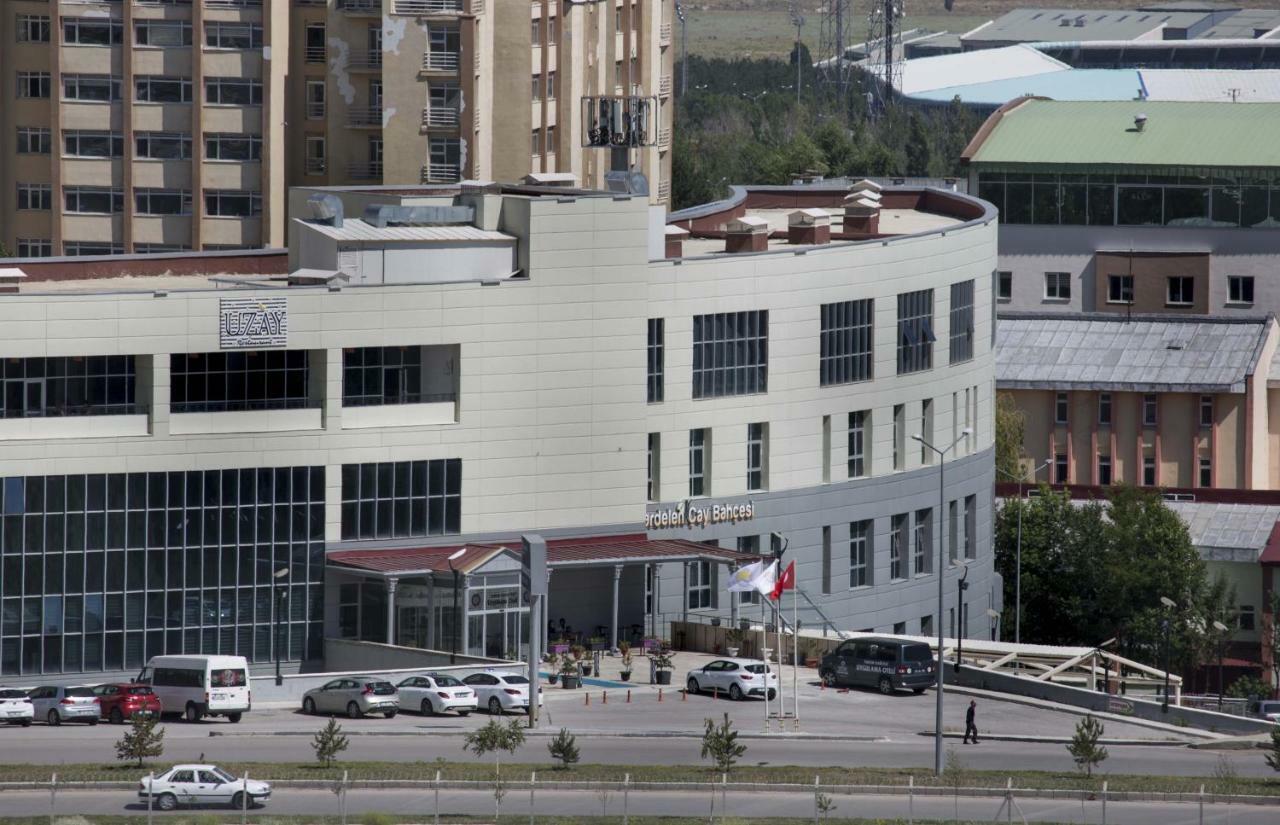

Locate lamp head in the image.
[448,548,467,562]
[1160,596,1177,609]
[961,427,973,436]
[1099,637,1117,649]
[1212,620,1230,633]
[273,567,289,579]
[985,608,1000,619]
[910,433,923,442]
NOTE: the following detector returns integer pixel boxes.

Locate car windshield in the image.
[0,689,26,699]
[127,686,154,695]
[211,668,247,687]
[902,644,932,663]
[213,768,237,783]
[65,687,95,698]
[368,682,396,695]
[432,675,463,687]
[501,675,529,685]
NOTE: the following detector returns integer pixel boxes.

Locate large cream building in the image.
[0,0,673,258]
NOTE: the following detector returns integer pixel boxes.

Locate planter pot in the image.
[727,647,739,657]
[582,665,593,676]
[548,674,559,685]
[561,675,580,689]
[655,670,672,685]
[711,617,721,627]
[620,672,632,682]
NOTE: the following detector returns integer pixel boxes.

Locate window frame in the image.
[996,271,1012,302]
[948,280,975,365]
[1055,392,1068,425]
[1167,275,1194,306]
[691,310,768,399]
[1107,274,1134,304]
[896,289,935,375]
[820,299,873,385]
[1098,392,1112,425]
[1044,271,1071,301]
[847,410,867,479]
[646,318,664,404]
[849,520,870,588]
[688,428,707,498]
[1227,275,1255,305]
[746,422,766,492]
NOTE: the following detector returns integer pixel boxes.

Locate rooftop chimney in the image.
[1134,112,1148,132]
[724,216,771,253]
[664,224,690,258]
[843,182,882,235]
[0,268,27,294]
[788,208,832,245]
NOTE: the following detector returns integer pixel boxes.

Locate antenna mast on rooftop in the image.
[818,1,854,98]
[867,0,905,109]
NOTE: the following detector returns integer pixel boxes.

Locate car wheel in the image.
[230,792,245,810]
[88,717,98,726]
[912,688,926,695]
[488,697,503,715]
[20,719,30,727]
[729,683,744,701]
[878,676,893,695]
[109,707,124,725]
[384,709,397,719]
[347,702,361,719]
[184,703,201,723]
[47,710,60,727]
[227,712,242,723]
[303,697,316,715]
[767,688,777,701]
[820,670,837,688]
[421,699,435,716]
[156,793,178,812]
[686,677,700,695]
[457,709,470,717]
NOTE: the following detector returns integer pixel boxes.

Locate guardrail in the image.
[304,46,326,64]
[346,107,383,127]
[422,107,459,128]
[306,102,326,119]
[422,51,459,71]
[346,162,383,181]
[394,0,462,14]
[347,51,383,70]
[422,163,460,183]
[304,158,326,175]
[341,0,381,12]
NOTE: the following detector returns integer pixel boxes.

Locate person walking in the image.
[963,699,979,744]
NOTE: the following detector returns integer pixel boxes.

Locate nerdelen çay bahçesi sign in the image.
[645,499,755,530]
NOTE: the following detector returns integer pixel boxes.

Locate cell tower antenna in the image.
[818,1,854,97]
[868,0,906,109]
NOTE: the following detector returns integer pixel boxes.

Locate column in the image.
[386,577,398,646]
[543,569,553,655]
[651,563,662,638]
[610,564,622,652]
[727,562,740,628]
[460,575,472,654]
[681,562,689,625]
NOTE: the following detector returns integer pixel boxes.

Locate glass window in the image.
[17,73,51,99]
[134,189,192,216]
[63,18,123,46]
[647,319,664,403]
[1200,395,1213,428]
[1143,394,1158,426]
[1199,457,1212,488]
[136,20,193,47]
[1098,393,1112,425]
[964,495,976,560]
[1167,276,1194,306]
[205,134,263,162]
[820,299,873,385]
[949,281,974,365]
[1044,272,1071,301]
[135,77,193,104]
[913,508,931,575]
[1108,274,1133,304]
[339,459,461,540]
[63,131,124,158]
[996,271,1012,301]
[1055,454,1068,484]
[692,311,768,398]
[849,520,870,588]
[1117,187,1161,226]
[1098,455,1112,485]
[204,78,263,106]
[889,514,907,580]
[17,15,51,43]
[169,350,310,413]
[342,347,441,407]
[63,75,122,102]
[847,410,868,478]
[205,22,262,49]
[688,429,707,497]
[17,184,52,211]
[646,433,660,502]
[896,290,934,375]
[64,187,124,214]
[1143,456,1157,486]
[135,132,192,160]
[16,240,52,258]
[746,423,766,492]
[892,404,905,471]
[1228,276,1254,305]
[686,561,711,610]
[17,128,51,155]
[204,190,262,217]
[1055,392,1068,425]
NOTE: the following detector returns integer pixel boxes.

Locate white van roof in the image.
[145,655,249,667]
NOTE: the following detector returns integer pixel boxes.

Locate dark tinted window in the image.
[0,689,27,699]
[431,675,463,687]
[127,686,154,695]
[367,682,396,695]
[502,675,529,685]
[902,644,932,663]
[65,687,95,697]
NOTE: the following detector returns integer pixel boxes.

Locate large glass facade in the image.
[1,356,138,418]
[977,170,1280,228]
[0,467,325,675]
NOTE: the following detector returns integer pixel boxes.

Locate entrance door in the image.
[4,379,43,417]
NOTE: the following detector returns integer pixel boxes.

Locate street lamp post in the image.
[986,608,1000,642]
[1160,596,1177,713]
[911,428,972,777]
[1097,637,1117,695]
[273,567,289,686]
[447,548,467,664]
[1212,619,1230,711]
[996,460,1049,644]
[956,562,970,671]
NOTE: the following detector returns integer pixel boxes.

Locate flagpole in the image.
[792,585,799,729]
[760,598,768,731]
[775,598,782,723]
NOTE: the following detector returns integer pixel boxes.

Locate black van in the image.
[817,636,936,695]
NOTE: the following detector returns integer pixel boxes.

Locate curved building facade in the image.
[0,180,997,676]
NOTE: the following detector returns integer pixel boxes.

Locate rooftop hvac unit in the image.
[307,193,344,228]
[361,204,475,227]
[603,171,650,196]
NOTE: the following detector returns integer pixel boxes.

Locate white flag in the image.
[727,560,777,596]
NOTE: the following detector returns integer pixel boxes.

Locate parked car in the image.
[395,673,477,716]
[93,683,162,723]
[0,688,34,726]
[818,636,936,695]
[29,685,99,726]
[462,671,543,715]
[136,654,251,723]
[138,764,271,811]
[1251,699,1280,722]
[301,677,398,719]
[684,658,778,701]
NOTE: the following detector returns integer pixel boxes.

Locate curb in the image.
[920,731,1190,747]
[210,728,887,742]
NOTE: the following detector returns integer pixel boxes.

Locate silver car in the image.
[29,685,99,726]
[301,677,399,719]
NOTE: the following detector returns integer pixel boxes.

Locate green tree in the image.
[547,727,580,769]
[903,113,933,175]
[1266,727,1280,773]
[700,712,746,773]
[1266,592,1280,698]
[994,392,1026,482]
[1066,715,1108,777]
[312,718,349,768]
[115,713,165,768]
[0,241,11,259]
[463,719,526,823]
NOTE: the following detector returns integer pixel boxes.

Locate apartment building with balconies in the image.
[0,0,289,257]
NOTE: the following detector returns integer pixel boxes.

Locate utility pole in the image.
[675,2,688,97]
[790,4,806,105]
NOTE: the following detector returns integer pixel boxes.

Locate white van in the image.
[137,655,251,723]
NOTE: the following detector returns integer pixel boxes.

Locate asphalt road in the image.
[4,787,1275,824]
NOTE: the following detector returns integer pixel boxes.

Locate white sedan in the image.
[139,765,271,810]
[685,658,778,701]
[0,688,34,726]
[462,671,543,715]
[396,673,477,716]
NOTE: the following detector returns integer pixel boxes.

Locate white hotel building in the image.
[0,179,998,676]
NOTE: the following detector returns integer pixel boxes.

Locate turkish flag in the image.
[770,560,795,601]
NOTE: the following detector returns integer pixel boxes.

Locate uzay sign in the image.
[219,297,287,349]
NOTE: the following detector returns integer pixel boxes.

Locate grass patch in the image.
[19,818,1089,825]
[7,762,1280,796]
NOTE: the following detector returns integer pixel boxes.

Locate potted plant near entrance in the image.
[725,628,745,658]
[571,645,592,677]
[619,643,634,682]
[545,651,560,685]
[652,644,674,685]
[559,656,580,689]
[589,635,609,652]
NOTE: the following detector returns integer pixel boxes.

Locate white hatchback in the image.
[685,658,779,701]
[139,764,271,810]
[0,688,34,726]
[396,673,477,716]
[462,671,543,715]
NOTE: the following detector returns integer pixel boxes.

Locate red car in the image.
[93,683,162,724]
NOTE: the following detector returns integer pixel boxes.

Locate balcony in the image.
[421,106,459,129]
[348,51,383,70]
[204,0,263,7]
[0,407,151,441]
[659,74,672,98]
[341,0,381,14]
[393,0,462,14]
[660,22,672,46]
[306,101,326,119]
[346,106,383,127]
[347,162,383,180]
[421,163,460,183]
[342,396,458,429]
[305,157,326,175]
[422,51,459,72]
[305,46,326,64]
[170,406,323,436]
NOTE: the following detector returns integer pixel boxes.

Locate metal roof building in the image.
[961,8,1219,49]
[995,312,1275,392]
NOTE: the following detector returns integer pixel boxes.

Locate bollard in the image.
[241,770,249,825]
[623,773,630,825]
[627,689,632,703]
[147,771,154,825]
[681,688,686,702]
[813,775,820,825]
[434,769,441,825]
[713,686,719,700]
[340,769,349,825]
[1101,781,1107,825]
[603,690,607,705]
[658,687,663,702]
[908,774,914,825]
[1199,783,1204,825]
[529,770,536,825]
[49,772,56,825]
[585,691,590,706]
